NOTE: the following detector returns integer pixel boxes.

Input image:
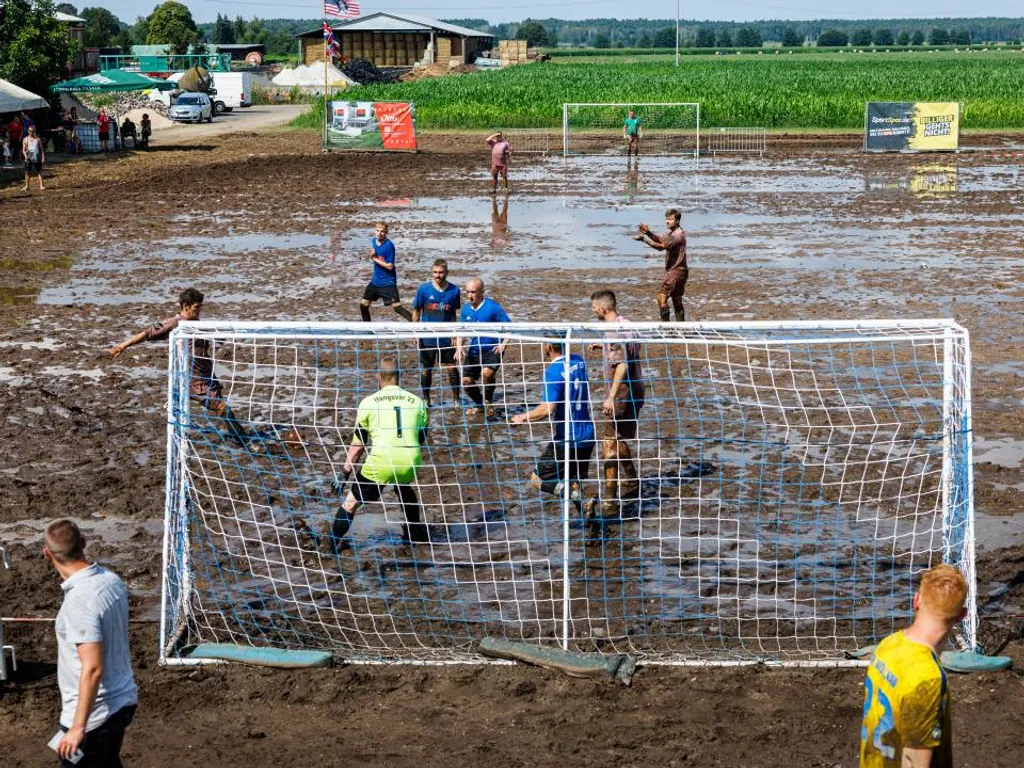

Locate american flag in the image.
[324,0,360,18]
[323,22,341,58]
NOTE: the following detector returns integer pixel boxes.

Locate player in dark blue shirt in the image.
[512,340,596,514]
[359,222,413,322]
[412,258,462,408]
[454,277,510,416]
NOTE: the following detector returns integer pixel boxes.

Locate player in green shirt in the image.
[331,358,430,544]
[623,109,642,157]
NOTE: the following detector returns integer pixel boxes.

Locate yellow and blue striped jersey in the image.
[859,631,952,768]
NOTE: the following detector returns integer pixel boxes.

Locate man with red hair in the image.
[859,564,968,768]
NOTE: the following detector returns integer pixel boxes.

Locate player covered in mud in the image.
[588,290,644,519]
[486,131,512,194]
[454,278,510,418]
[412,258,461,408]
[634,208,688,322]
[331,357,430,545]
[511,339,595,517]
[859,564,968,768]
[359,221,413,322]
[109,287,249,445]
[623,109,642,157]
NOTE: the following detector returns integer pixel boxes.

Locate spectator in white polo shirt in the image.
[44,519,137,767]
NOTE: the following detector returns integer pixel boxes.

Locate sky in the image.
[91,1,1024,25]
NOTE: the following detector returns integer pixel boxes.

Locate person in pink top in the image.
[486,131,512,194]
[588,290,644,520]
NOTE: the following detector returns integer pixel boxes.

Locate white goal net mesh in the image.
[161,320,975,665]
[563,103,700,157]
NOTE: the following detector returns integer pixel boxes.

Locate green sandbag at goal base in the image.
[188,644,334,668]
[846,645,1012,673]
[479,636,636,685]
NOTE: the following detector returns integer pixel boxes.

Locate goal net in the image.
[563,103,700,157]
[160,320,975,666]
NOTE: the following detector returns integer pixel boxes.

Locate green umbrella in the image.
[49,69,175,93]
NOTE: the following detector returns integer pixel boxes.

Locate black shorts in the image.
[419,344,456,368]
[536,441,595,487]
[462,349,502,382]
[362,282,400,305]
[24,158,42,175]
[58,704,136,768]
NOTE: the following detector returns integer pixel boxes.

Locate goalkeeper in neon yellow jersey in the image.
[333,358,430,544]
[859,564,968,768]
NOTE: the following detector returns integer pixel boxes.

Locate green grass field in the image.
[294,51,1024,131]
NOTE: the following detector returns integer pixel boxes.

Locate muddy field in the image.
[1,129,1023,766]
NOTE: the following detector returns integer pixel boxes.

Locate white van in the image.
[209,72,253,114]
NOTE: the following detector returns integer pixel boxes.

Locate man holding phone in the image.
[44,519,137,766]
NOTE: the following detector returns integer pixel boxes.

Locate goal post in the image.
[160,319,975,666]
[563,102,700,157]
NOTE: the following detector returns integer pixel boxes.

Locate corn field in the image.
[309,52,1024,130]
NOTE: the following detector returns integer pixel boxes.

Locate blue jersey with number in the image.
[543,354,595,444]
[413,281,460,348]
[460,297,510,355]
[370,238,397,286]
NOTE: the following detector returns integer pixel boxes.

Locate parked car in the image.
[209,72,253,115]
[170,93,213,123]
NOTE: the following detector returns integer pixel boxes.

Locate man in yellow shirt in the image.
[331,358,430,545]
[860,564,968,768]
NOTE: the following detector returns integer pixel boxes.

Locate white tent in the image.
[0,77,48,114]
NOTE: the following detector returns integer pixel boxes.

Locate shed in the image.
[297,12,494,68]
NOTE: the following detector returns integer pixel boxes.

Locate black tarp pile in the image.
[341,59,400,85]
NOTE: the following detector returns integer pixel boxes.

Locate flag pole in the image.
[323,18,329,150]
[675,0,680,67]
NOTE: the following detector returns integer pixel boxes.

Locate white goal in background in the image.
[497,129,555,155]
[160,320,975,667]
[563,102,700,157]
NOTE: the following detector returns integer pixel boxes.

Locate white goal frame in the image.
[160,318,975,668]
[563,102,701,157]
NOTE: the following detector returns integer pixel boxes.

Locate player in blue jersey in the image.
[511,340,595,513]
[454,278,510,416]
[412,259,462,408]
[359,222,413,322]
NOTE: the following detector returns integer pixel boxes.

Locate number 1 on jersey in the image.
[394,406,403,436]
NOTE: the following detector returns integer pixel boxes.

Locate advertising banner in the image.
[325,101,417,152]
[864,102,961,152]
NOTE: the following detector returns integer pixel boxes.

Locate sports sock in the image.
[464,384,483,406]
[483,381,496,404]
[659,307,670,322]
[420,370,432,399]
[447,368,462,401]
[393,305,413,321]
[359,305,371,322]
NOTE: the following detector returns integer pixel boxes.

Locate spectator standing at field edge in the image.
[859,563,968,768]
[44,518,138,767]
[635,208,688,322]
[22,125,45,192]
[486,131,512,194]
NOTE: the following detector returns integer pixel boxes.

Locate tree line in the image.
[448,16,1023,48]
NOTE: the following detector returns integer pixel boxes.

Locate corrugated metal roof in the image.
[55,11,85,23]
[298,12,493,38]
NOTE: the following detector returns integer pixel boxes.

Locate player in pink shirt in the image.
[486,131,512,194]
